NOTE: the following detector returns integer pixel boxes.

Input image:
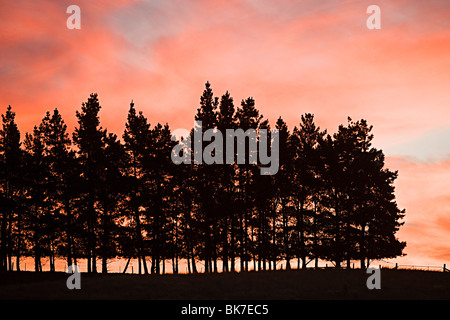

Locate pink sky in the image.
[1,0,450,267]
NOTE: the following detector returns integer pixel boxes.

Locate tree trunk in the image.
[298,200,307,269]
[230,215,236,272]
[312,201,318,269]
[172,256,178,274]
[346,214,352,269]
[101,209,109,274]
[0,211,7,271]
[122,256,131,274]
[7,209,13,271]
[360,221,367,269]
[282,200,290,270]
[271,206,276,272]
[102,256,108,273]
[334,199,341,270]
[15,209,22,271]
[187,256,191,274]
[191,255,197,273]
[66,202,73,269]
[222,217,229,273]
[49,248,55,272]
[34,244,41,272]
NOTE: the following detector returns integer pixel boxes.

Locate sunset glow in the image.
[1,0,450,268]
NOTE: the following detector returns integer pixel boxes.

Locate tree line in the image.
[0,82,406,273]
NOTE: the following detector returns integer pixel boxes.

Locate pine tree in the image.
[216,91,238,272]
[35,109,74,271]
[145,123,175,274]
[73,93,106,273]
[0,106,22,271]
[273,117,294,269]
[176,162,199,274]
[233,97,264,271]
[23,126,47,272]
[193,82,220,272]
[99,132,126,273]
[320,133,347,268]
[319,118,406,268]
[0,83,408,273]
[253,118,277,271]
[122,100,151,274]
[341,118,406,268]
[290,114,326,268]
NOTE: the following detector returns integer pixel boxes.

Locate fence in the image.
[10,257,450,273]
[373,260,449,273]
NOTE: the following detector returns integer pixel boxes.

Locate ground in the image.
[0,269,449,300]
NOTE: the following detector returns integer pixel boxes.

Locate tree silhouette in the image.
[23,126,47,272]
[144,123,175,274]
[233,96,265,271]
[176,162,199,274]
[122,101,151,274]
[0,106,22,271]
[73,93,107,273]
[38,109,75,271]
[0,85,407,273]
[193,81,220,273]
[216,91,237,272]
[99,132,126,273]
[290,114,326,268]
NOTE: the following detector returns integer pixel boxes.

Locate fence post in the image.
[444,264,446,272]
[395,263,398,269]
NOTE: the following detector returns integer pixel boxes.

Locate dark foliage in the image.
[0,83,406,273]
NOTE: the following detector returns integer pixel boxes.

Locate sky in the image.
[1,0,450,267]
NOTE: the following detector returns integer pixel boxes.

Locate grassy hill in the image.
[0,269,449,300]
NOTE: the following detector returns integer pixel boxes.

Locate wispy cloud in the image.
[1,0,450,265]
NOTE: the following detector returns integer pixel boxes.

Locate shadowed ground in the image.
[0,269,449,300]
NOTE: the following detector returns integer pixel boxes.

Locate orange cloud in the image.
[386,157,450,265]
[1,0,450,266]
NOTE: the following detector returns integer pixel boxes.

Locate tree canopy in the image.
[0,83,406,273]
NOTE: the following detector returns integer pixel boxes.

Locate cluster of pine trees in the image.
[0,82,405,274]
